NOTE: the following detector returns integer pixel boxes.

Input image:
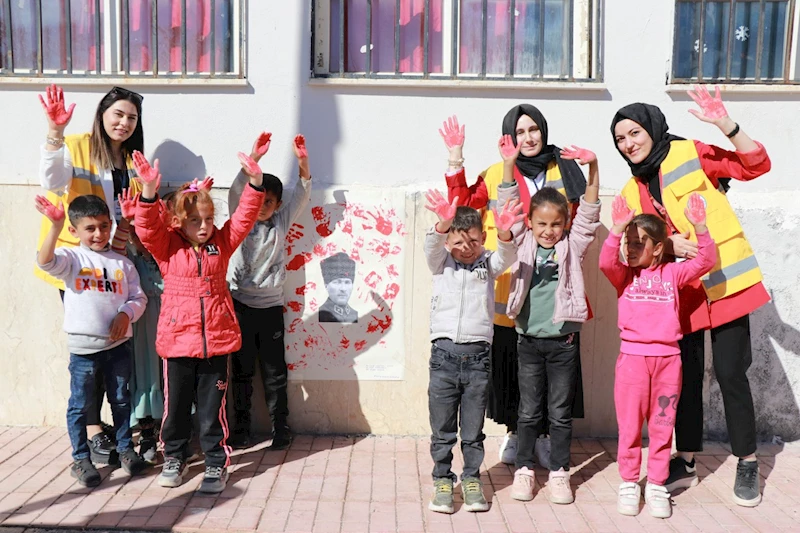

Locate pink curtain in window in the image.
[460,0,531,75]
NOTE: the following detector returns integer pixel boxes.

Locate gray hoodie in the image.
[227,172,312,309]
[425,227,517,344]
[38,244,147,354]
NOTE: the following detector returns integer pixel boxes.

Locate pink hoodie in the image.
[599,230,716,356]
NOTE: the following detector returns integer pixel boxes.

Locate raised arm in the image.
[673,194,717,287]
[132,152,173,261]
[38,85,77,192]
[496,182,527,247]
[34,196,67,268]
[488,202,523,277]
[275,134,313,230]
[220,153,266,251]
[423,189,457,274]
[599,196,636,292]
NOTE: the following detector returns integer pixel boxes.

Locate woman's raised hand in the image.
[498,134,521,163]
[439,115,465,154]
[39,84,76,131]
[687,85,728,124]
[560,145,597,165]
[492,198,525,233]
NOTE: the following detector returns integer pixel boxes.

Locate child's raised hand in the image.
[132,151,161,186]
[498,134,521,163]
[118,188,139,220]
[108,312,130,341]
[425,189,458,223]
[38,84,75,129]
[293,134,308,159]
[684,193,707,226]
[35,195,66,226]
[560,145,597,165]
[688,85,728,123]
[251,131,272,161]
[492,198,525,233]
[197,176,214,190]
[611,195,636,230]
[439,115,465,151]
[238,151,263,181]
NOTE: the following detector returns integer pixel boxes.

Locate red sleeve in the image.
[218,182,265,252]
[135,197,176,262]
[445,168,489,209]
[694,140,771,189]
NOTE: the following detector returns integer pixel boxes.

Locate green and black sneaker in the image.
[428,477,455,514]
[462,477,489,512]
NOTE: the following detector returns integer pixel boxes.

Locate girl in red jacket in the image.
[133,145,266,493]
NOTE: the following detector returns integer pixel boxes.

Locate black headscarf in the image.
[502,104,586,203]
[610,103,685,205]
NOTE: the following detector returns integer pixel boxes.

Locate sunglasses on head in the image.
[108,86,143,103]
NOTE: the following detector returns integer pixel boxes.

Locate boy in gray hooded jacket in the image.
[423,189,523,514]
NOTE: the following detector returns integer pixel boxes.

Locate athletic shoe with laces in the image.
[428,478,454,514]
[71,458,101,488]
[158,457,187,488]
[90,432,118,465]
[644,482,672,518]
[120,449,149,476]
[733,459,761,507]
[199,465,229,493]
[665,456,698,492]
[548,468,574,504]
[511,466,535,501]
[461,477,489,512]
[499,432,518,465]
[617,481,641,516]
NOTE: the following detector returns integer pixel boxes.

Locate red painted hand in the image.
[238,152,262,178]
[293,134,308,159]
[684,193,707,226]
[252,131,272,157]
[611,195,636,227]
[198,176,214,190]
[132,151,161,187]
[38,84,75,128]
[118,188,139,220]
[439,115,465,149]
[498,134,521,162]
[559,145,597,165]
[688,85,728,122]
[35,195,66,224]
[424,189,458,222]
[492,198,525,233]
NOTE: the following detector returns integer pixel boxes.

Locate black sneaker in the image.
[733,459,761,507]
[120,449,149,476]
[199,466,229,493]
[90,432,119,465]
[228,427,251,450]
[100,421,117,443]
[71,458,101,487]
[138,428,159,464]
[269,426,292,451]
[665,456,698,492]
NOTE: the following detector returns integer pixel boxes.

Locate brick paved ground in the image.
[0,426,798,532]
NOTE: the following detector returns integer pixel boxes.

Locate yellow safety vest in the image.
[35,133,141,290]
[482,160,568,327]
[620,140,762,301]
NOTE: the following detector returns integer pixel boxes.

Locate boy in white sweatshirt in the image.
[36,194,148,487]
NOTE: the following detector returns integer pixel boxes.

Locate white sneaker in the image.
[535,436,551,470]
[617,482,641,516]
[548,468,574,504]
[645,483,672,518]
[499,432,518,465]
[510,466,536,501]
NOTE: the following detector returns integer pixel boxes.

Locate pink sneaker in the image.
[548,468,574,504]
[511,466,535,501]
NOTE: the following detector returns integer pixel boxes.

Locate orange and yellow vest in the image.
[621,140,762,301]
[35,133,141,290]
[482,160,568,327]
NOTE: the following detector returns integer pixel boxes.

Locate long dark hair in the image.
[90,87,144,170]
[630,214,669,265]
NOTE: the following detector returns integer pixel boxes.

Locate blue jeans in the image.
[67,342,133,461]
[428,339,491,482]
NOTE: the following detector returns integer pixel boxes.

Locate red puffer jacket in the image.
[135,183,265,359]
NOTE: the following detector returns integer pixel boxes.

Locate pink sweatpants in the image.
[614,353,682,486]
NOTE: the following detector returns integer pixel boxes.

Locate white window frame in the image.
[0,0,247,86]
[668,0,800,87]
[311,0,605,89]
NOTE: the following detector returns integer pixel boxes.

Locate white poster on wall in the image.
[281,188,407,381]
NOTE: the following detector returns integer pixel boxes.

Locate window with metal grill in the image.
[0,0,243,80]
[672,0,799,83]
[312,0,603,83]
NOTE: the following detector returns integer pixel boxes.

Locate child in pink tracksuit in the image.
[599,193,716,519]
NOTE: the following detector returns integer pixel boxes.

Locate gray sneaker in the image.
[199,466,229,493]
[428,478,454,514]
[733,459,761,507]
[158,457,187,488]
[461,477,489,512]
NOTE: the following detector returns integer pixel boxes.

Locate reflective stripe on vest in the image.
[620,140,762,301]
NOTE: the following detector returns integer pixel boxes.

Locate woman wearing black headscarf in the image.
[610,86,771,508]
[439,105,590,469]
